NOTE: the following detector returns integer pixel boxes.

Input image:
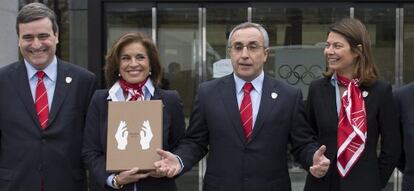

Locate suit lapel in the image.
[151,88,162,101]
[359,84,375,121]
[359,85,371,107]
[48,60,72,127]
[249,76,278,142]
[150,88,166,110]
[321,79,339,126]
[10,62,40,127]
[219,75,247,144]
[411,84,414,100]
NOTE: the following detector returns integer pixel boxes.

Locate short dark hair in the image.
[16,2,59,35]
[227,22,269,48]
[104,32,162,87]
[323,18,378,86]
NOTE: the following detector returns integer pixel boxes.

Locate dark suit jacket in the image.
[304,78,401,191]
[174,74,318,191]
[82,88,185,191]
[394,83,414,191]
[0,60,96,191]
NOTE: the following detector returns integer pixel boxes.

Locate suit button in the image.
[244,148,251,153]
[41,138,46,143]
[243,177,249,181]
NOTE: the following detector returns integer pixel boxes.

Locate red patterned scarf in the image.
[119,77,148,101]
[336,75,367,177]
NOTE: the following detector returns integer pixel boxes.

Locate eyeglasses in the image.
[228,43,266,53]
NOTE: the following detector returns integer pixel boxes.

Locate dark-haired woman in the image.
[304,18,400,191]
[82,32,185,191]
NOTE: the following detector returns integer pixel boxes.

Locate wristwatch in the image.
[112,174,124,189]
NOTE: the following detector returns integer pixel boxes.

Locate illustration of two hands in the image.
[115,120,153,150]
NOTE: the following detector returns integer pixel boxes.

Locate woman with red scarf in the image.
[82,32,185,191]
[304,18,401,191]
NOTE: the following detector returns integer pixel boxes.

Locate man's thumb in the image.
[156,149,171,158]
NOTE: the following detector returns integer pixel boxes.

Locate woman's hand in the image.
[116,167,150,185]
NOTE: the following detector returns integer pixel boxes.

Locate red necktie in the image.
[240,82,253,140]
[35,71,49,129]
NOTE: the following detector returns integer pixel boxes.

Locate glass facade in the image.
[104,3,153,49]
[205,4,248,80]
[252,3,350,98]
[157,4,201,191]
[404,6,414,84]
[354,4,397,85]
[21,1,413,190]
[157,3,200,116]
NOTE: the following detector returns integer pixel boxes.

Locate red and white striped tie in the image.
[240,82,253,140]
[35,71,49,129]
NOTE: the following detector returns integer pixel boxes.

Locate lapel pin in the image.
[362,91,368,98]
[65,77,72,84]
[271,92,278,99]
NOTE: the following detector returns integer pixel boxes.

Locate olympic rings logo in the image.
[278,64,322,85]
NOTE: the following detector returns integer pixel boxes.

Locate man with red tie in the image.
[0,3,96,191]
[154,22,330,191]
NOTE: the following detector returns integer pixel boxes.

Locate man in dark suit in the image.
[394,83,414,191]
[154,22,330,191]
[0,3,96,191]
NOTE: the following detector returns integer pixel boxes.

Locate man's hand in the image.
[310,145,330,178]
[154,149,181,178]
[115,120,128,150]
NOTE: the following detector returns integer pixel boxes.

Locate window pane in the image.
[252,4,349,98]
[206,5,247,80]
[157,4,200,191]
[104,3,152,51]
[404,7,414,84]
[157,4,199,117]
[355,5,396,85]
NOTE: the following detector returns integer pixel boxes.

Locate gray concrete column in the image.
[0,1,18,67]
[69,0,88,69]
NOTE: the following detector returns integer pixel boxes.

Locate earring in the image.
[149,71,152,75]
[118,73,121,77]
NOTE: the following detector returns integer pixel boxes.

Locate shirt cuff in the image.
[106,173,116,188]
[176,155,184,174]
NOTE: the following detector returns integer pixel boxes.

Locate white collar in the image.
[107,79,155,101]
[233,71,264,95]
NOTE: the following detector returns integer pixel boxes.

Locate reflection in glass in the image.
[355,6,396,85]
[157,5,199,117]
[252,5,349,98]
[157,5,200,191]
[206,6,247,80]
[404,8,414,84]
[105,3,152,51]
